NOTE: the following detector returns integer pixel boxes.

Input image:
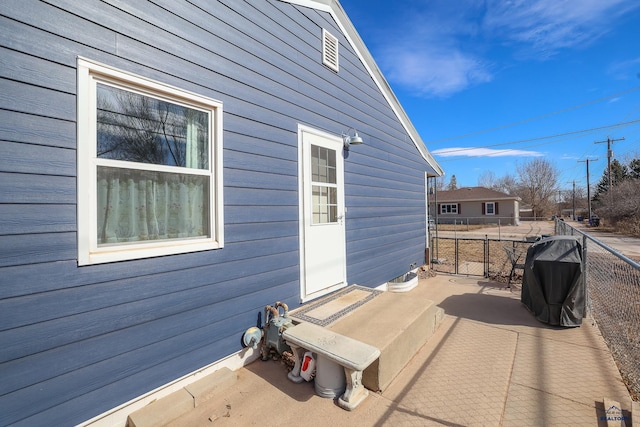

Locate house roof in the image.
[278,0,444,177]
[435,187,521,203]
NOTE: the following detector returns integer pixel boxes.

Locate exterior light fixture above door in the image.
[342,128,364,150]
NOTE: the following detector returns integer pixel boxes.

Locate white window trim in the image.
[440,203,458,215]
[485,202,496,215]
[77,57,224,265]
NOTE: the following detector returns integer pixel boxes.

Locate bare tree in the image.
[592,156,640,235]
[595,179,640,233]
[477,171,497,188]
[516,158,559,219]
[477,171,518,195]
[496,174,518,195]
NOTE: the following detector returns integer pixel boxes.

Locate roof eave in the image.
[277,0,444,177]
[437,197,522,203]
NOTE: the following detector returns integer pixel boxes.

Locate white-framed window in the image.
[77,58,224,265]
[483,201,499,216]
[440,203,458,214]
[485,202,496,215]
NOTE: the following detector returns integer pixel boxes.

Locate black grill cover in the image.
[521,236,585,327]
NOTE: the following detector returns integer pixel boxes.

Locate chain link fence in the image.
[555,220,640,400]
[431,226,640,399]
[430,236,534,283]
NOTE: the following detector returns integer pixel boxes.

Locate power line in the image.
[432,118,640,156]
[425,86,640,144]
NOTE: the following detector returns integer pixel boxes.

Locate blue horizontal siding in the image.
[0,110,76,149]
[0,172,75,204]
[0,233,76,267]
[1,269,299,395]
[0,78,75,121]
[0,248,298,335]
[225,221,298,244]
[0,0,437,425]
[0,141,75,176]
[0,236,298,299]
[0,204,76,235]
[348,239,426,286]
[1,281,299,427]
[0,46,76,94]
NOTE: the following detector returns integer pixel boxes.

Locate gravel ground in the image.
[433,220,555,240]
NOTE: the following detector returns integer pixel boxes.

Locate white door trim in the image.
[298,124,347,302]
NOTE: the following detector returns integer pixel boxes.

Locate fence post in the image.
[455,237,459,275]
[484,235,489,278]
[429,236,433,267]
[582,234,589,318]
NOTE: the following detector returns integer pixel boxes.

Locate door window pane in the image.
[312,185,337,224]
[311,144,336,184]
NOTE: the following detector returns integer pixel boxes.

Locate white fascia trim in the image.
[278,0,444,177]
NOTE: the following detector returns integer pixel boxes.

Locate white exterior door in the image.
[299,126,347,301]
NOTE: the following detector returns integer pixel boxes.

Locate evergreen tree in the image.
[447,174,458,190]
[593,159,628,202]
[628,158,640,180]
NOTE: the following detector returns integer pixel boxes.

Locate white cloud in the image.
[379,46,492,98]
[366,0,640,97]
[432,147,544,157]
[607,57,640,80]
[368,0,494,98]
[482,0,640,57]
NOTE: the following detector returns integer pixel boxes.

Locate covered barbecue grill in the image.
[521,236,585,327]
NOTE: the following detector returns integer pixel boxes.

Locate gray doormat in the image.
[291,285,382,326]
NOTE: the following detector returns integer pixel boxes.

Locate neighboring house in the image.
[0,1,443,426]
[431,187,520,226]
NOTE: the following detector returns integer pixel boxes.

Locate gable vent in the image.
[322,29,339,72]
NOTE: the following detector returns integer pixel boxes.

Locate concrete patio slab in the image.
[164,274,635,427]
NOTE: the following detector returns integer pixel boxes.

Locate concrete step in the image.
[127,368,237,427]
[326,282,444,392]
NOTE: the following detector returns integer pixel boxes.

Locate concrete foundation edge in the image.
[127,368,237,427]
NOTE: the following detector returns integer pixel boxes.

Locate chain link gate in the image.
[430,236,535,282]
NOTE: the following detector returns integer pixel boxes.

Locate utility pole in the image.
[579,158,598,222]
[595,136,625,197]
[572,180,576,221]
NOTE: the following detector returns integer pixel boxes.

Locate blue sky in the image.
[339,0,640,191]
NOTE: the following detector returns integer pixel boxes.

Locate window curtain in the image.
[97,169,208,245]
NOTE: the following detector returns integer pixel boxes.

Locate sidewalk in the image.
[167,275,634,426]
[570,220,640,261]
